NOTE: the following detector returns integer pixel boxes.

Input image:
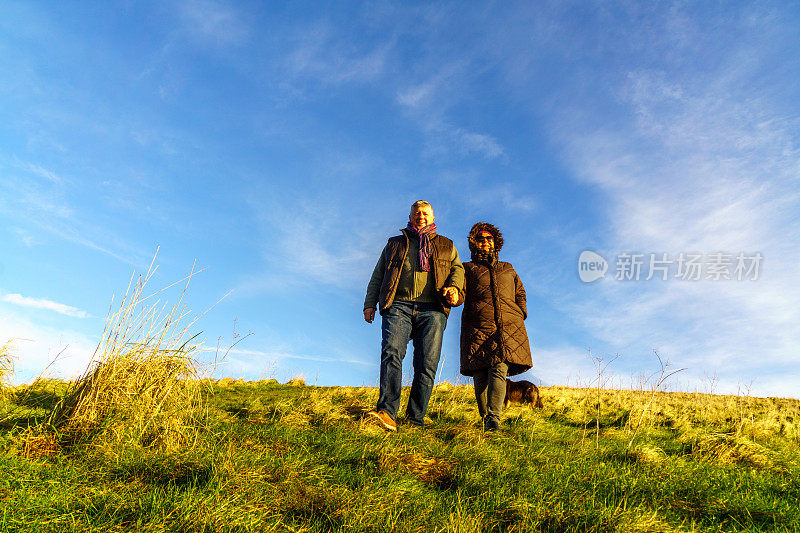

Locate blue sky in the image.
[1,1,799,397]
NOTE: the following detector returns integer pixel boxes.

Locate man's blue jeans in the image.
[376,300,447,426]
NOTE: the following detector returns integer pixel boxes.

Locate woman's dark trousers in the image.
[473,361,508,430]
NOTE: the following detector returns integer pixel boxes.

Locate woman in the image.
[457,222,532,431]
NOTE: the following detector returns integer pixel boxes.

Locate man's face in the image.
[409,205,435,229]
[476,231,494,253]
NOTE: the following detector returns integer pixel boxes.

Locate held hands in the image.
[365,289,456,322]
[441,286,459,305]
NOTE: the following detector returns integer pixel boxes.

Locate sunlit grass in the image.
[2,378,797,532]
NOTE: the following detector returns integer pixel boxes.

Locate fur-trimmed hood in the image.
[468,222,503,262]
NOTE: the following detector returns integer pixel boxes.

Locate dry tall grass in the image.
[0,340,13,402]
[49,260,207,453]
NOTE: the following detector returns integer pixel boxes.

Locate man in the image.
[363,200,464,431]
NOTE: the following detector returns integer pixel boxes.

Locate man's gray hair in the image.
[410,200,433,214]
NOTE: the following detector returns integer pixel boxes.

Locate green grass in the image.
[1,380,798,532]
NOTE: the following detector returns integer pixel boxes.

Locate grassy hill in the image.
[2,378,798,532]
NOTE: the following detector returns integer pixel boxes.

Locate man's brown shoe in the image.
[366,410,396,431]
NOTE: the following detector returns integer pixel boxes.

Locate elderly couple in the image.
[363,200,532,432]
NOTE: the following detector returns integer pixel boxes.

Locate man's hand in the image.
[364,308,376,323]
[441,286,459,305]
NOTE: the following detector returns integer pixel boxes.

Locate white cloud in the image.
[451,128,505,159]
[283,16,504,162]
[1,293,90,319]
[286,24,390,85]
[550,51,800,398]
[13,228,37,247]
[241,176,395,294]
[530,345,598,387]
[0,315,97,384]
[177,0,249,46]
[214,347,374,367]
[20,161,62,184]
[412,120,506,161]
[259,203,380,290]
[41,221,136,265]
[460,182,538,213]
[395,62,464,111]
[502,192,537,212]
[396,67,507,161]
[195,346,375,383]
[0,170,140,265]
[530,345,658,391]
[16,181,73,219]
[396,80,438,109]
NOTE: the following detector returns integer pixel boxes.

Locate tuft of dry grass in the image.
[627,444,667,465]
[379,450,457,488]
[684,431,784,471]
[0,340,14,401]
[621,512,686,533]
[48,259,208,453]
[15,427,62,458]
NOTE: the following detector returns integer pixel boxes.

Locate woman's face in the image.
[476,231,494,253]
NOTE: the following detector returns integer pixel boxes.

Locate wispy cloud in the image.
[501,191,537,212]
[38,221,137,265]
[0,162,141,265]
[396,80,438,109]
[0,315,97,383]
[533,345,616,388]
[459,182,538,213]
[17,160,62,184]
[176,0,250,46]
[548,15,800,396]
[244,193,383,292]
[283,16,505,162]
[12,227,37,247]
[395,60,465,111]
[238,149,404,296]
[450,128,505,159]
[213,347,374,367]
[194,344,375,383]
[396,65,506,161]
[1,293,90,318]
[407,107,507,161]
[285,23,391,86]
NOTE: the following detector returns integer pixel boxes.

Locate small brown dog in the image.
[504,379,543,408]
